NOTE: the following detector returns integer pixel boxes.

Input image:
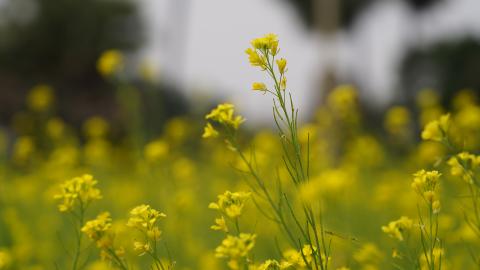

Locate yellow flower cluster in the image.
[381,216,414,241]
[209,190,251,219]
[81,212,112,247]
[411,170,442,213]
[54,174,102,212]
[82,212,126,264]
[245,33,279,70]
[127,204,166,258]
[214,233,256,270]
[421,114,450,142]
[246,33,287,94]
[281,245,329,268]
[205,103,245,131]
[127,204,166,241]
[254,259,290,270]
[447,152,480,184]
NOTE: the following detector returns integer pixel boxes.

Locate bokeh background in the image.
[1,0,480,128]
[1,0,480,269]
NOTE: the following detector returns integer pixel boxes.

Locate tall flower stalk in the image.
[203,33,331,270]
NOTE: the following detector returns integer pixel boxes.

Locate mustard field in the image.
[0,34,479,270]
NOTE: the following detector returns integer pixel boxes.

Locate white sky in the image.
[138,0,480,123]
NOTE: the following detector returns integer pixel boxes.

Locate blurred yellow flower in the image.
[202,123,219,139]
[83,116,109,138]
[97,49,123,77]
[27,84,54,112]
[381,216,413,241]
[211,217,228,232]
[144,139,169,162]
[209,191,250,219]
[421,114,450,142]
[205,103,245,130]
[252,82,267,92]
[215,233,256,269]
[81,212,112,246]
[54,174,102,212]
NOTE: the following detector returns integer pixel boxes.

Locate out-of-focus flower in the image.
[205,103,245,131]
[81,212,112,247]
[54,174,102,212]
[97,49,123,77]
[83,116,109,138]
[127,204,166,241]
[447,152,480,184]
[252,82,267,92]
[144,139,169,162]
[27,84,54,112]
[211,217,228,233]
[381,216,413,241]
[215,233,256,270]
[209,191,250,219]
[384,106,411,136]
[421,114,450,142]
[202,123,219,139]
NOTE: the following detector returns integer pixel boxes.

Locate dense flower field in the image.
[0,34,479,270]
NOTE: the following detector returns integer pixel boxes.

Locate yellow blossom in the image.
[215,233,256,269]
[205,103,245,130]
[81,212,112,247]
[252,82,267,91]
[54,174,102,212]
[276,58,287,74]
[133,241,151,256]
[211,217,229,232]
[203,123,219,139]
[421,114,450,142]
[209,191,251,219]
[447,152,479,184]
[97,49,123,77]
[27,84,54,112]
[381,216,413,241]
[245,48,266,69]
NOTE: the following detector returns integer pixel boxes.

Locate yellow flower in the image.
[54,174,102,212]
[205,103,245,130]
[27,84,54,112]
[144,139,169,162]
[97,49,123,77]
[83,116,109,138]
[202,123,219,139]
[81,212,112,245]
[133,241,151,256]
[209,191,251,219]
[421,114,450,142]
[381,216,413,241]
[447,152,479,184]
[0,249,12,269]
[252,82,267,91]
[256,259,290,270]
[245,48,266,69]
[211,217,229,232]
[215,233,256,269]
[127,204,166,231]
[384,106,411,135]
[276,58,287,74]
[411,170,441,196]
[353,243,383,265]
